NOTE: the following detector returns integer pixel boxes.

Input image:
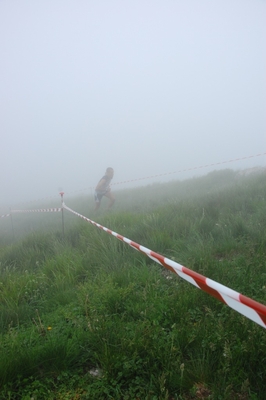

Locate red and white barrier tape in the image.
[0,213,11,218]
[63,203,266,329]
[111,152,266,186]
[12,208,62,213]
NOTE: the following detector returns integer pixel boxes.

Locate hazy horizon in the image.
[1,0,265,208]
[1,161,265,212]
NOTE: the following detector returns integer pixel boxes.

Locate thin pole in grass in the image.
[59,192,65,238]
[9,207,15,240]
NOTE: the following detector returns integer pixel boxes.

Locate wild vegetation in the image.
[0,169,265,399]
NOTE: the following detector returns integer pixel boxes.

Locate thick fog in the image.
[0,0,265,208]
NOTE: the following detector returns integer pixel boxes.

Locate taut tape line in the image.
[63,203,266,329]
[12,208,62,213]
[0,213,11,218]
[111,152,266,186]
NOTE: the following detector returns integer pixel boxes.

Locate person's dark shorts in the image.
[94,189,109,203]
[94,192,103,203]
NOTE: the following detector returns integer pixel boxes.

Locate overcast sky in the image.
[1,0,265,207]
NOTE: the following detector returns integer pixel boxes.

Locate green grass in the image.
[0,169,266,399]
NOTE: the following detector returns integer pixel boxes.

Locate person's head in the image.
[106,167,114,178]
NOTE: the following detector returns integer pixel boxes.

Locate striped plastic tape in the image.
[111,152,266,187]
[12,208,62,213]
[63,203,266,329]
[0,213,11,218]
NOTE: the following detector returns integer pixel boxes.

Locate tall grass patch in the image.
[0,170,266,398]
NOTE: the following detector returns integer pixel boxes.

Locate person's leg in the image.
[94,192,101,211]
[105,191,115,209]
[94,201,100,211]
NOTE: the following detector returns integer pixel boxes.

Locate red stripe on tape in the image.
[239,294,266,326]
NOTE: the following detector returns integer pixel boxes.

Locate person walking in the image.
[94,167,115,211]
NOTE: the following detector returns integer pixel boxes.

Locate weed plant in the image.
[0,170,265,399]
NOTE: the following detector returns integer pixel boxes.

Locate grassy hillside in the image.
[0,169,265,399]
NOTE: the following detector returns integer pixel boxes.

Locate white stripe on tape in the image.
[12,208,62,213]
